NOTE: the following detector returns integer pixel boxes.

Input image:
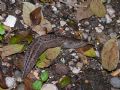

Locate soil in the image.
[0,0,120,90]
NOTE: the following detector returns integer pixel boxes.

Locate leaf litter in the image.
[0,0,120,90]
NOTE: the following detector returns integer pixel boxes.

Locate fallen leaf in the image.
[30,7,42,25]
[77,53,89,65]
[23,2,36,26]
[101,38,119,71]
[84,48,96,57]
[60,0,77,7]
[0,24,5,35]
[22,2,52,36]
[32,19,52,35]
[111,69,120,76]
[24,77,34,90]
[32,80,42,90]
[90,0,106,17]
[46,47,61,60]
[59,76,71,88]
[40,70,49,82]
[0,68,8,89]
[1,44,24,58]
[75,0,93,21]
[9,31,33,44]
[36,47,61,68]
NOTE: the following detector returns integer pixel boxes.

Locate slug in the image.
[23,34,87,78]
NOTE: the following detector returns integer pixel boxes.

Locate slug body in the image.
[23,34,87,78]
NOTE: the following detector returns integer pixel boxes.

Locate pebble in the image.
[106,5,115,18]
[3,15,17,27]
[11,0,16,4]
[105,14,112,24]
[52,6,58,13]
[83,33,88,40]
[0,0,6,11]
[60,58,66,63]
[70,67,80,74]
[117,19,120,24]
[110,77,120,88]
[68,61,74,66]
[95,51,100,57]
[41,84,58,90]
[14,70,22,82]
[17,83,24,90]
[60,20,66,26]
[65,27,69,31]
[5,77,16,89]
[0,15,3,21]
[76,62,83,69]
[15,9,21,15]
[55,64,69,75]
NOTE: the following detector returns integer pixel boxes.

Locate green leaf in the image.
[9,33,33,44]
[0,35,3,41]
[32,80,42,90]
[36,47,61,68]
[90,0,106,17]
[40,70,49,82]
[0,24,5,35]
[9,35,22,44]
[84,48,96,57]
[59,76,71,88]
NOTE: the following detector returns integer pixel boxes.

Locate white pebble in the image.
[52,24,56,28]
[11,0,15,4]
[71,53,77,56]
[41,84,58,90]
[3,15,16,27]
[5,77,16,89]
[71,67,80,74]
[106,5,115,18]
[52,6,58,12]
[65,27,69,31]
[60,58,66,63]
[95,51,100,57]
[95,24,104,33]
[117,19,120,24]
[60,20,66,26]
[105,14,112,24]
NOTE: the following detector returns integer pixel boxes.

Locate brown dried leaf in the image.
[23,2,36,26]
[0,68,8,89]
[24,77,34,90]
[75,0,93,21]
[30,7,42,25]
[90,0,106,17]
[101,38,119,71]
[32,19,52,35]
[1,44,24,59]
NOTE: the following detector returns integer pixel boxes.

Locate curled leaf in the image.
[101,38,119,71]
[23,2,36,26]
[90,0,106,17]
[30,7,42,25]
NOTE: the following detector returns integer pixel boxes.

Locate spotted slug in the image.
[22,34,87,78]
